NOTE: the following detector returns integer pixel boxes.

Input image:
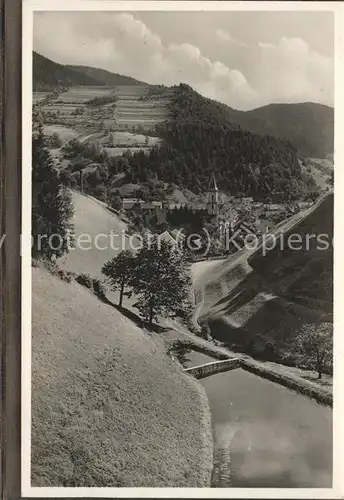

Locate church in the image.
[161,173,220,216]
[122,173,221,226]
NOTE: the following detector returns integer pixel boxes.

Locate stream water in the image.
[186,351,332,488]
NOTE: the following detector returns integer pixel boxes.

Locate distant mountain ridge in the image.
[228,102,334,159]
[66,65,146,86]
[33,52,104,89]
[33,52,146,90]
[168,84,333,158]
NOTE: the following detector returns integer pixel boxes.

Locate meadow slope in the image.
[58,191,129,277]
[31,265,213,487]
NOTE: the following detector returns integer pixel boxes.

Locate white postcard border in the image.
[21,1,344,498]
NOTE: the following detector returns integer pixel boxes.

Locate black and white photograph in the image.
[19,1,342,497]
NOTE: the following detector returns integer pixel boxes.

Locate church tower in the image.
[207,173,219,216]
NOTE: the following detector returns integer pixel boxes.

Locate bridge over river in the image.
[185,351,332,488]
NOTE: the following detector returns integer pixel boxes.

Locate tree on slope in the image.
[292,322,333,379]
[32,115,74,260]
[132,237,192,327]
[102,250,136,307]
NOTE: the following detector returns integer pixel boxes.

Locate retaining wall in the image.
[184,358,240,379]
[239,359,333,407]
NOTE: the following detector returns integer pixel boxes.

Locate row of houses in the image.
[122,197,312,214]
[122,198,214,212]
[122,198,163,211]
[143,228,188,249]
[122,196,256,212]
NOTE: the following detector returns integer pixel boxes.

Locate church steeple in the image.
[207,173,219,216]
[208,173,218,192]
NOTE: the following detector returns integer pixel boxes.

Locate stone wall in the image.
[184,358,240,379]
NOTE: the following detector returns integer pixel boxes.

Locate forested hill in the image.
[167,84,333,157]
[66,65,146,86]
[169,83,239,129]
[129,84,318,201]
[33,52,104,90]
[33,53,145,90]
[231,102,334,159]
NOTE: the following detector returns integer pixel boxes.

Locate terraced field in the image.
[35,84,172,157]
[113,85,171,128]
[115,99,170,127]
[56,86,117,104]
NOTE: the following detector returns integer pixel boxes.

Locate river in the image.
[186,351,332,488]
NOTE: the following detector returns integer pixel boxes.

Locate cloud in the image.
[33,12,333,110]
[253,36,333,106]
[215,28,249,49]
[216,29,231,42]
[34,12,255,109]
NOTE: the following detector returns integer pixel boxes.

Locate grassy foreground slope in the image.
[32,266,212,487]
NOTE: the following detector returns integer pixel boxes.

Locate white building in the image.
[122,198,145,210]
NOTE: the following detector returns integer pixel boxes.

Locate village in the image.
[119,174,314,257]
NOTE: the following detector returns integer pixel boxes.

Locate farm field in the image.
[118,131,159,145]
[43,124,80,142]
[104,146,152,156]
[115,97,171,128]
[308,158,334,175]
[56,86,117,104]
[98,131,161,146]
[304,164,329,190]
[36,85,172,158]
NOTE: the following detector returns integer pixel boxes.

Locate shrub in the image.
[38,259,73,283]
[57,269,72,283]
[49,132,63,148]
[198,321,212,340]
[75,273,93,289]
[92,184,107,201]
[92,279,106,299]
[75,274,107,299]
[167,341,192,367]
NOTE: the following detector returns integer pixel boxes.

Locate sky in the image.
[33,10,334,110]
